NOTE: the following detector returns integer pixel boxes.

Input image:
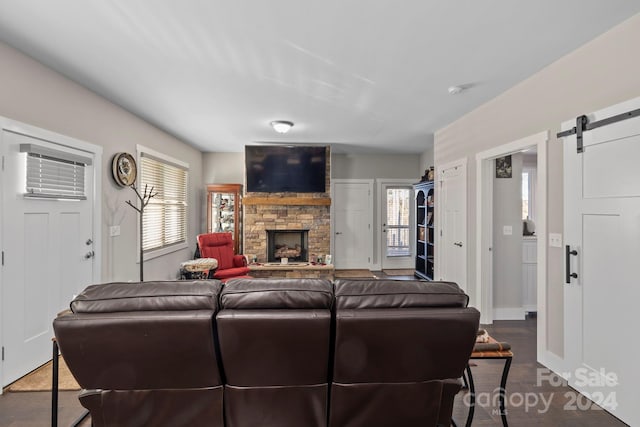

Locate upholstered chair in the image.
[197,232,250,281]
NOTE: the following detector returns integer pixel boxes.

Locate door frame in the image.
[435,158,467,285]
[475,130,547,363]
[376,179,415,271]
[330,179,374,269]
[0,116,103,390]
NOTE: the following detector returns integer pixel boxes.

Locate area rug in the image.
[334,269,376,278]
[5,355,80,392]
[383,269,416,276]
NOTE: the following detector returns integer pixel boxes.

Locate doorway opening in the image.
[475,131,547,363]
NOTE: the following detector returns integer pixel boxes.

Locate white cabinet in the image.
[522,237,537,313]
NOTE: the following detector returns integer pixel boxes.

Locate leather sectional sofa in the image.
[53,278,480,427]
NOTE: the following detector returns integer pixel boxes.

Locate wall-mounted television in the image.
[245,145,327,193]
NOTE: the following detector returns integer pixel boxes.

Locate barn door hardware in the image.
[565,245,578,284]
[557,108,640,153]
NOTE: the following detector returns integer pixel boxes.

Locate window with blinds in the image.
[20,143,92,200]
[139,152,188,253]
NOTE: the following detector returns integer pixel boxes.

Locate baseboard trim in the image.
[493,307,526,320]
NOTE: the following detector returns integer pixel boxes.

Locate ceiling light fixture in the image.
[270,120,294,134]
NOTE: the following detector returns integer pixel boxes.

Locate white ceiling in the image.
[0,1,639,154]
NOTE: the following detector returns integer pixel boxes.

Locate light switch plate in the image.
[503,225,512,235]
[109,225,121,237]
[549,233,562,248]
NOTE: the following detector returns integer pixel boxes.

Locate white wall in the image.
[434,13,640,357]
[492,153,523,315]
[0,41,203,282]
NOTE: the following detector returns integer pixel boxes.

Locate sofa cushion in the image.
[220,278,333,309]
[70,281,222,313]
[334,279,468,309]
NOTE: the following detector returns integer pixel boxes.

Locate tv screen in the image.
[245,145,326,193]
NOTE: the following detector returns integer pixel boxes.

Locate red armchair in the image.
[197,232,250,282]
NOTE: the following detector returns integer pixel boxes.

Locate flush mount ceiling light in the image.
[270,120,294,134]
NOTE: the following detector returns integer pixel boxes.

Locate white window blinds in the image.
[21,143,91,200]
[139,153,188,252]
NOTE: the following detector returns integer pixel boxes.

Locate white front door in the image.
[439,161,467,291]
[332,181,372,269]
[1,129,94,386]
[562,97,640,426]
[381,184,413,269]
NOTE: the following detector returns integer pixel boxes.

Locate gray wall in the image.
[434,14,640,357]
[492,153,523,312]
[0,41,203,282]
[332,153,422,180]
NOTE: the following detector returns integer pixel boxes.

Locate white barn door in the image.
[1,127,96,387]
[562,97,640,426]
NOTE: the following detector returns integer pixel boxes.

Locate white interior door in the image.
[380,183,413,269]
[1,129,94,386]
[562,97,640,426]
[332,181,372,269]
[439,161,467,291]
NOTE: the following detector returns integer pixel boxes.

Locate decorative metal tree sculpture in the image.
[126,184,157,281]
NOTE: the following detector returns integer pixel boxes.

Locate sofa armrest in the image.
[233,255,247,267]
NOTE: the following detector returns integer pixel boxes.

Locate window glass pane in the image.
[25,153,86,199]
[522,172,529,220]
[386,188,410,256]
[139,154,188,252]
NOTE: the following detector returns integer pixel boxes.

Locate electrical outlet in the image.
[549,233,562,248]
[109,225,121,237]
[503,225,512,235]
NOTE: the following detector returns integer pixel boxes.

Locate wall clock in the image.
[111,152,137,187]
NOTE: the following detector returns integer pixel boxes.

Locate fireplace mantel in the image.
[244,196,331,206]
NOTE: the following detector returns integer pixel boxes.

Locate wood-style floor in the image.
[451,317,627,426]
[0,273,628,426]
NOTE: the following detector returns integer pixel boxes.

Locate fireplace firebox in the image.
[267,230,309,262]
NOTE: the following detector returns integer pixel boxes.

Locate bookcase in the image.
[414,180,434,280]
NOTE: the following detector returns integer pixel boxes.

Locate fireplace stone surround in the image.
[244,199,330,263]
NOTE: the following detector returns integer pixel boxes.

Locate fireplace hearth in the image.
[267,230,309,262]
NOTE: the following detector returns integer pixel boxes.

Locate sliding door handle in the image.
[565,245,578,283]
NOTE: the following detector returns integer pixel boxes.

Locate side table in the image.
[463,336,513,427]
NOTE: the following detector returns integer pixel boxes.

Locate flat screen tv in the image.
[245,145,326,193]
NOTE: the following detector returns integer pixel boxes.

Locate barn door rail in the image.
[557,108,640,153]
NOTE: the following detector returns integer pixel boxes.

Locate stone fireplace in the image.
[243,147,331,263]
[244,202,330,263]
[267,229,309,262]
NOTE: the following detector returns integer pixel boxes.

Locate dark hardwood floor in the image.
[451,317,628,426]
[0,274,628,426]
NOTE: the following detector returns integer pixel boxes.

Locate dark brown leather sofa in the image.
[53,278,479,427]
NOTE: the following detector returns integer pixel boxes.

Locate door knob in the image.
[335,232,343,235]
[454,242,463,247]
[84,251,95,259]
